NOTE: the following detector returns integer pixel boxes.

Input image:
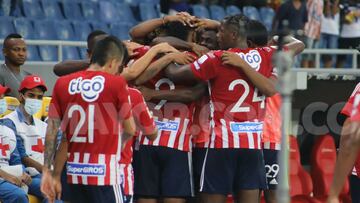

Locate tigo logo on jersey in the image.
[155,120,179,131]
[68,76,105,102]
[237,50,262,71]
[67,162,105,176]
[230,122,263,133]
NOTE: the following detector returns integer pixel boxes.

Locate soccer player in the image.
[327,83,360,203]
[41,36,136,203]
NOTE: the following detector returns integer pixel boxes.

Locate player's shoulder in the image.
[128,88,143,103]
[196,50,220,63]
[255,46,275,53]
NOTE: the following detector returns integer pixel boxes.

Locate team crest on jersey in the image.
[237,50,262,71]
[68,76,105,102]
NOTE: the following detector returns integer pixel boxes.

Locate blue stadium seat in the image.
[191,4,210,19]
[80,2,99,22]
[53,20,81,60]
[124,0,138,7]
[209,5,226,21]
[110,23,132,40]
[79,47,87,59]
[90,21,110,33]
[13,18,35,39]
[226,5,241,16]
[41,1,64,20]
[0,45,3,60]
[21,0,45,19]
[98,1,119,23]
[61,2,83,20]
[139,3,159,21]
[115,3,137,25]
[243,6,261,21]
[141,0,160,4]
[259,7,275,31]
[0,17,15,38]
[72,21,92,41]
[32,20,58,61]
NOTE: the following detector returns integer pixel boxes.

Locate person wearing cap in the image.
[0,85,31,203]
[1,75,48,199]
[0,33,31,98]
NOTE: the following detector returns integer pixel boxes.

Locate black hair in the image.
[246,20,268,47]
[223,14,250,38]
[164,21,193,41]
[87,30,107,54]
[90,35,128,67]
[3,33,23,48]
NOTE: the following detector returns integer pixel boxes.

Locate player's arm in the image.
[134,52,196,85]
[122,43,179,82]
[53,59,90,76]
[152,37,210,57]
[164,63,200,85]
[269,35,305,56]
[138,82,206,103]
[52,134,68,201]
[329,118,360,200]
[221,51,277,97]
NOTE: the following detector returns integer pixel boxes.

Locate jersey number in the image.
[228,79,265,113]
[68,104,94,143]
[154,78,175,110]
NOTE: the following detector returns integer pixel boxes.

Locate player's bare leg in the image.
[234,189,259,203]
[163,197,187,203]
[137,198,158,203]
[263,190,276,203]
[199,193,227,203]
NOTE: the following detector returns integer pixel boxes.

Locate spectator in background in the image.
[336,0,360,68]
[320,0,340,68]
[302,0,324,68]
[0,34,30,98]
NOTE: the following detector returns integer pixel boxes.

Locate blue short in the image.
[133,145,193,198]
[68,184,124,203]
[199,148,267,195]
[192,148,207,193]
[263,149,280,190]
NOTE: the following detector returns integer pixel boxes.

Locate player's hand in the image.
[20,172,32,185]
[193,18,220,30]
[53,175,62,202]
[191,43,210,57]
[326,196,340,203]
[41,169,55,201]
[221,51,247,68]
[169,52,197,65]
[164,12,196,27]
[152,42,179,54]
[3,173,23,187]
[136,86,153,101]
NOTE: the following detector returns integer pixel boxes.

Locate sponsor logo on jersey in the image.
[67,162,106,176]
[155,120,179,132]
[68,76,105,102]
[230,122,263,133]
[237,50,262,71]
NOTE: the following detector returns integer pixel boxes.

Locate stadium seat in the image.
[72,21,92,41]
[21,0,45,19]
[99,1,119,23]
[259,7,275,31]
[41,1,64,20]
[209,5,226,21]
[80,2,100,22]
[28,194,41,203]
[110,23,132,40]
[124,0,139,7]
[115,3,137,25]
[32,20,58,61]
[243,6,261,21]
[61,2,83,20]
[310,134,351,202]
[13,18,41,61]
[79,47,87,59]
[34,97,51,120]
[0,97,19,118]
[139,3,159,21]
[226,5,241,16]
[53,20,81,60]
[0,45,3,60]
[191,4,210,19]
[0,17,15,39]
[91,21,110,33]
[289,135,321,203]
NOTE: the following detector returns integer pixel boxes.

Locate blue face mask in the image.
[24,98,42,115]
[0,99,7,114]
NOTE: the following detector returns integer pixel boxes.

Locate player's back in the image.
[50,70,131,185]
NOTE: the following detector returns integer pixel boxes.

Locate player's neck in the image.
[234,41,248,49]
[87,64,104,72]
[5,60,21,73]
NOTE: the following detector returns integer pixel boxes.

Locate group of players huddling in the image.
[40,12,305,203]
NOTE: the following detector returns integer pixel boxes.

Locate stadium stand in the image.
[32,20,59,61]
[61,1,84,20]
[53,20,81,60]
[21,0,44,19]
[259,7,275,31]
[139,3,160,21]
[110,23,132,40]
[225,5,242,16]
[209,5,226,21]
[99,1,120,23]
[41,1,64,20]
[243,6,261,21]
[191,4,210,19]
[80,1,100,22]
[115,2,138,25]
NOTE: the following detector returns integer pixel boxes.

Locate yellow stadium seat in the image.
[28,194,41,203]
[0,97,20,118]
[33,97,51,120]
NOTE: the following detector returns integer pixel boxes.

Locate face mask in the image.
[0,99,7,114]
[24,98,42,115]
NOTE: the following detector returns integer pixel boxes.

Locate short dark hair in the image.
[3,33,23,48]
[87,30,107,54]
[223,14,250,38]
[90,35,128,67]
[246,20,268,47]
[164,21,193,41]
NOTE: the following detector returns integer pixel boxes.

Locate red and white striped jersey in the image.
[120,164,134,195]
[262,94,282,150]
[341,82,360,178]
[49,71,132,186]
[192,96,211,149]
[138,52,197,152]
[190,47,276,149]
